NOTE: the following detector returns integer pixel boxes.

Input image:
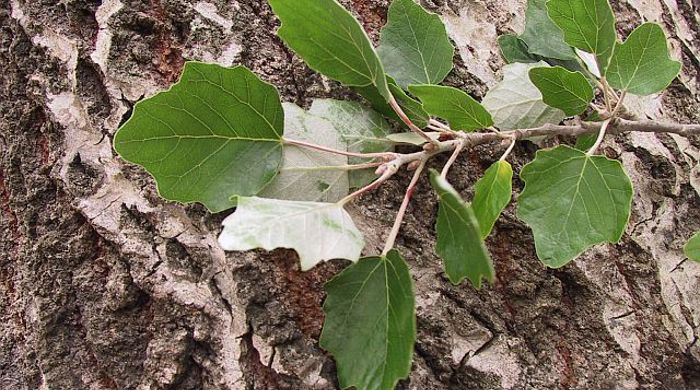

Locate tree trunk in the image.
[1,0,699,389]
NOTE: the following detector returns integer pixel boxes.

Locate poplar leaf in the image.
[482,62,567,129]
[521,0,576,60]
[320,250,415,390]
[547,0,617,72]
[529,66,594,116]
[218,197,364,271]
[430,170,495,287]
[472,161,513,239]
[355,76,430,128]
[498,34,538,64]
[269,0,391,100]
[260,104,349,202]
[409,84,493,131]
[114,62,283,213]
[309,99,394,188]
[606,23,681,96]
[377,0,455,89]
[685,232,700,262]
[517,146,633,268]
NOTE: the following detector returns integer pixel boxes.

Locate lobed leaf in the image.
[430,170,495,287]
[377,0,454,89]
[517,146,633,268]
[309,99,394,188]
[268,0,391,100]
[260,103,349,202]
[482,62,567,129]
[320,250,415,390]
[685,232,700,262]
[409,84,493,131]
[521,0,576,61]
[472,161,514,239]
[218,197,364,271]
[606,23,681,96]
[529,66,594,116]
[114,62,283,213]
[547,0,617,73]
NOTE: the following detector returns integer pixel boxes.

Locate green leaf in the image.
[377,0,454,89]
[574,133,598,151]
[606,23,681,96]
[529,66,594,116]
[547,0,617,72]
[472,161,513,239]
[408,84,493,131]
[260,103,349,202]
[355,77,430,129]
[386,131,441,145]
[498,34,538,64]
[218,197,364,271]
[517,145,633,268]
[521,0,576,60]
[685,232,700,262]
[320,249,415,390]
[309,99,394,188]
[429,170,495,287]
[482,62,567,129]
[269,0,390,100]
[114,62,283,213]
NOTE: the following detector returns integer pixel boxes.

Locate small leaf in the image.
[386,132,441,145]
[429,170,495,287]
[309,99,394,188]
[517,145,633,268]
[472,161,513,239]
[685,232,700,262]
[114,62,283,213]
[529,66,594,116]
[521,0,576,60]
[606,23,681,96]
[355,77,430,128]
[482,62,567,129]
[409,84,493,131]
[498,34,538,64]
[269,0,391,100]
[320,249,415,390]
[218,197,364,271]
[547,0,617,72]
[260,103,349,202]
[377,0,455,89]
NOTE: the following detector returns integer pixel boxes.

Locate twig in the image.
[337,164,399,206]
[382,159,427,255]
[499,137,517,161]
[441,140,465,179]
[283,138,396,159]
[389,96,440,146]
[587,118,613,155]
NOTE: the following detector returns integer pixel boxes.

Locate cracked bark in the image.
[1,0,699,389]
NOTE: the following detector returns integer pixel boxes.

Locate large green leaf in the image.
[685,232,700,262]
[309,99,394,188]
[409,84,493,131]
[521,0,576,60]
[355,76,430,128]
[429,170,495,287]
[529,66,594,116]
[114,62,283,213]
[498,34,538,64]
[606,23,681,96]
[218,197,364,270]
[268,0,390,100]
[320,250,415,390]
[547,0,617,72]
[482,62,566,129]
[260,103,349,202]
[377,0,454,89]
[517,146,633,268]
[472,161,513,239]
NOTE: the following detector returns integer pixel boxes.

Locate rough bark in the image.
[1,0,699,389]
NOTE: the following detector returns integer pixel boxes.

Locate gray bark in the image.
[1,0,699,389]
